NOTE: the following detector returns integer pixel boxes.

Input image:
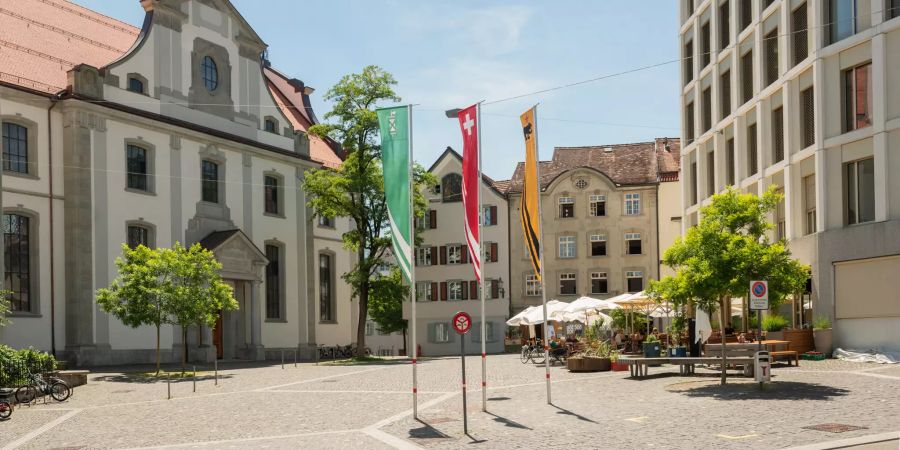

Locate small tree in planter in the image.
[813,315,832,357]
[642,334,661,357]
[762,314,788,340]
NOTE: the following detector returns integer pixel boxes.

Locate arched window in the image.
[201,56,218,92]
[441,173,462,202]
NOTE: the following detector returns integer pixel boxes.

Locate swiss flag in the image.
[457,104,481,282]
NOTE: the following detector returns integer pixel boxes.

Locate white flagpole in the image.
[533,104,551,404]
[477,102,487,412]
[407,104,418,419]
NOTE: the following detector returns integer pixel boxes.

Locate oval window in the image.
[201,56,218,92]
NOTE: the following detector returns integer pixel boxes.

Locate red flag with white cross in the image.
[457,104,481,282]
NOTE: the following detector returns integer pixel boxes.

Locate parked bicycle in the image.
[15,372,71,404]
[318,345,372,360]
[0,400,12,420]
[520,340,546,365]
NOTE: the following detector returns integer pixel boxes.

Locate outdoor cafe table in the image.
[760,340,790,351]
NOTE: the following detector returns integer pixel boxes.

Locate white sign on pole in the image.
[749,280,769,310]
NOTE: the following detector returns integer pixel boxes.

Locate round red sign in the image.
[452,311,472,334]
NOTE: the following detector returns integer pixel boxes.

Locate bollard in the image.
[315,347,319,366]
[281,350,285,369]
[294,350,297,368]
[167,373,171,400]
[193,365,197,393]
[214,359,218,386]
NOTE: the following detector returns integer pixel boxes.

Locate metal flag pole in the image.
[408,104,419,419]
[477,102,487,412]
[533,104,551,405]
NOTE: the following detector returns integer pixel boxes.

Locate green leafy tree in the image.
[368,267,408,355]
[0,290,11,327]
[661,187,808,384]
[162,243,238,370]
[98,245,169,374]
[304,65,434,353]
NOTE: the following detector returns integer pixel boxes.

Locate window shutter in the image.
[461,248,468,264]
[491,243,499,262]
[431,247,438,266]
[461,281,469,300]
[448,324,456,343]
[431,282,438,301]
[491,280,499,299]
[427,323,436,344]
[413,248,419,267]
[440,246,447,265]
[490,206,498,225]
[470,281,478,299]
[440,282,448,301]
[472,321,481,343]
[430,210,437,229]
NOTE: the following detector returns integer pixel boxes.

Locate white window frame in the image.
[559,196,575,218]
[626,270,644,293]
[589,194,607,216]
[590,272,608,295]
[416,247,432,266]
[525,274,542,297]
[448,245,463,264]
[559,272,577,295]
[416,281,432,302]
[482,205,494,226]
[558,235,576,259]
[435,323,451,343]
[625,233,642,255]
[448,280,463,301]
[845,157,875,225]
[625,193,641,215]
[365,321,375,336]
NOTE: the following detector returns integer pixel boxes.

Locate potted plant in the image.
[667,318,688,357]
[813,315,833,357]
[610,351,628,371]
[566,354,585,372]
[582,340,612,372]
[761,314,788,341]
[642,334,661,357]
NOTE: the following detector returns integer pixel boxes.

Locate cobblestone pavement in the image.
[1,356,898,449]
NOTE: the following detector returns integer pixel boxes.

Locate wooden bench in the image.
[769,350,800,366]
[620,343,761,378]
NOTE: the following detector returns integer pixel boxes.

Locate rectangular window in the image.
[764,29,779,86]
[318,216,334,227]
[776,188,786,240]
[890,0,900,19]
[2,122,29,174]
[792,4,809,66]
[448,245,463,264]
[484,242,495,263]
[684,40,694,85]
[625,193,641,215]
[266,245,282,320]
[626,271,644,293]
[434,323,450,343]
[725,138,735,186]
[482,205,495,226]
[701,21,712,67]
[558,197,575,218]
[416,247,433,266]
[626,233,642,255]
[827,0,855,45]
[319,253,333,322]
[702,87,712,132]
[590,272,608,295]
[525,274,542,296]
[264,175,279,215]
[127,77,144,94]
[691,161,699,205]
[843,63,872,132]
[416,281,432,302]
[772,106,784,163]
[264,119,277,133]
[706,151,716,196]
[740,0,752,31]
[126,145,148,191]
[590,234,607,257]
[201,160,219,204]
[127,225,149,249]
[589,195,606,217]
[801,87,815,148]
[741,50,754,104]
[747,123,758,175]
[845,158,875,225]
[685,102,695,143]
[448,281,464,301]
[804,174,817,235]
[558,235,576,259]
[719,1,730,50]
[3,214,31,312]
[366,321,375,336]
[720,70,731,119]
[559,273,577,296]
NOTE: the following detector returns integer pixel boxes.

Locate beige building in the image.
[505,139,682,315]
[0,0,352,364]
[402,148,510,356]
[679,0,900,351]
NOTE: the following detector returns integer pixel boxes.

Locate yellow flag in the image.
[519,107,542,280]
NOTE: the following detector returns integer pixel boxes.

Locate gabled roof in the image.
[0,0,140,93]
[506,137,681,193]
[429,147,508,198]
[198,229,267,263]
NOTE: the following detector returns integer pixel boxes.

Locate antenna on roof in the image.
[663,137,671,153]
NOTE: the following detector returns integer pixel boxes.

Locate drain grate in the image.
[802,423,868,433]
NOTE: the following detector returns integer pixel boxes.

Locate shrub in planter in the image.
[812,315,833,357]
[642,335,661,357]
[0,345,57,388]
[668,347,687,357]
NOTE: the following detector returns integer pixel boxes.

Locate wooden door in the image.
[213,310,224,359]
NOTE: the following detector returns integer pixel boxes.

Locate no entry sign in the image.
[453,311,472,334]
[749,280,769,310]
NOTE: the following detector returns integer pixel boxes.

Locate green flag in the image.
[377,105,413,282]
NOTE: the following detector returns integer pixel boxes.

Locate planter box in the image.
[583,357,611,372]
[567,358,585,372]
[643,342,661,358]
[813,329,832,357]
[611,361,629,371]
[668,347,687,357]
[765,331,784,341]
[783,329,815,354]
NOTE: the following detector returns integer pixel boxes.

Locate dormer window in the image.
[201,56,219,92]
[264,118,278,134]
[127,77,144,94]
[441,173,462,202]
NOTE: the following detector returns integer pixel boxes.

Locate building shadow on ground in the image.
[408,419,452,440]
[675,381,851,401]
[92,372,235,384]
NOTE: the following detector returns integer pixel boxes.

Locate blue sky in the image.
[75,1,680,180]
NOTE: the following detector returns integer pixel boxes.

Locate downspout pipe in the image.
[48,90,64,357]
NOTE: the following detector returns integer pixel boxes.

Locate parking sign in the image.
[749,280,769,310]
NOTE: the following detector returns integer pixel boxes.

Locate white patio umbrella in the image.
[520,300,569,326]
[614,291,659,334]
[506,306,538,326]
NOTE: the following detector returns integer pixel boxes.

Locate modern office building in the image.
[506,138,682,315]
[679,0,900,351]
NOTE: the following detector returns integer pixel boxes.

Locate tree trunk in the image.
[719,296,728,385]
[357,278,369,356]
[155,324,161,376]
[182,326,188,373]
[402,327,408,356]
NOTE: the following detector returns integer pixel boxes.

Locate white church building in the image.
[0,0,356,365]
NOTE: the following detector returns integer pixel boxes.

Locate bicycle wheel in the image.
[15,385,36,404]
[530,348,546,365]
[0,402,11,420]
[50,382,71,402]
[520,346,530,364]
